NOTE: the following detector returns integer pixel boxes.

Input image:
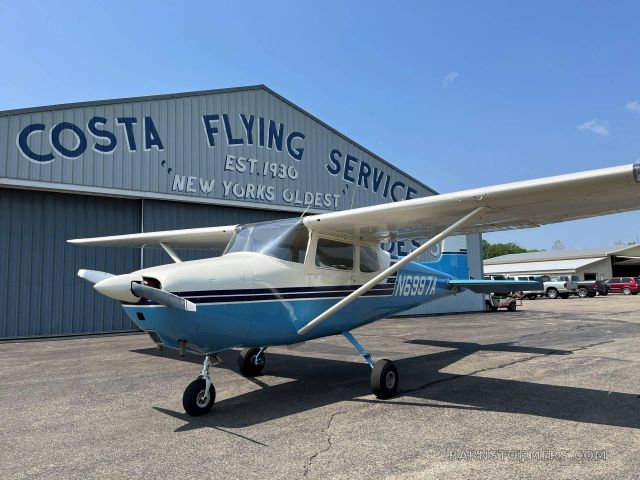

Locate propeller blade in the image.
[78,269,114,284]
[131,283,197,312]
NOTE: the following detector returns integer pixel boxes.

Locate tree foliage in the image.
[482,240,542,260]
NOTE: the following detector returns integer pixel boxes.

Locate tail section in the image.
[419,236,469,278]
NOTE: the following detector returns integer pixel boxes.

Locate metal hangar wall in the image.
[0,85,484,339]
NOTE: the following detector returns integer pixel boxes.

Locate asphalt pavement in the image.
[2,295,640,479]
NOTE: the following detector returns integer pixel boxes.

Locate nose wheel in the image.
[183,354,219,416]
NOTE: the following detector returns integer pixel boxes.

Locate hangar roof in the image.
[484,257,607,275]
[484,245,640,265]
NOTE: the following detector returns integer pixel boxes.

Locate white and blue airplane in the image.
[70,163,640,416]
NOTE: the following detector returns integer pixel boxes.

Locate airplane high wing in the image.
[302,163,640,243]
[297,163,640,334]
[68,225,237,263]
[68,225,237,249]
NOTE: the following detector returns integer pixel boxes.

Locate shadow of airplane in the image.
[133,338,640,434]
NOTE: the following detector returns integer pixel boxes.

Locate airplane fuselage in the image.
[120,252,456,354]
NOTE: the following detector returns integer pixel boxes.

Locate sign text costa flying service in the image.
[15,112,418,209]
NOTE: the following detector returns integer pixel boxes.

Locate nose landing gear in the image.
[182,354,220,416]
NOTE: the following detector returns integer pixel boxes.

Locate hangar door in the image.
[0,189,141,338]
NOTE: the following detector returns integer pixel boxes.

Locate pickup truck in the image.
[576,280,609,298]
[510,275,578,299]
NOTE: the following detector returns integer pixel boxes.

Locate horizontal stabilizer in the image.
[448,279,542,294]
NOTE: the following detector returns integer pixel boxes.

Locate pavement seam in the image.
[302,410,345,478]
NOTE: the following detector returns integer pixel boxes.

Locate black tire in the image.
[547,288,558,299]
[182,378,215,417]
[237,347,266,377]
[601,291,608,296]
[560,293,570,299]
[623,287,632,296]
[507,301,517,312]
[577,287,589,298]
[371,359,399,399]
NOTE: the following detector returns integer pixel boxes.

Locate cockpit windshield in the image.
[224,218,309,263]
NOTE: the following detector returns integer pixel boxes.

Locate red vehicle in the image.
[605,277,640,295]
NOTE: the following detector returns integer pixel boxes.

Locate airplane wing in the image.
[303,163,640,242]
[68,225,237,250]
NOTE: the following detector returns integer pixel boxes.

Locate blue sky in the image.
[1,1,639,249]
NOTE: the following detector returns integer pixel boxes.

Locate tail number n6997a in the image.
[394,275,437,297]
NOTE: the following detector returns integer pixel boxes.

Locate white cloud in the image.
[578,119,609,137]
[625,101,640,113]
[442,71,458,87]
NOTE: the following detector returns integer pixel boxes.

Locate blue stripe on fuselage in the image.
[123,263,454,354]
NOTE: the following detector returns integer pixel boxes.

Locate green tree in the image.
[482,240,542,260]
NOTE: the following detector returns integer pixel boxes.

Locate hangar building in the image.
[0,85,483,339]
[484,245,640,280]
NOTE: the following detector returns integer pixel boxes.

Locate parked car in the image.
[605,277,640,295]
[576,280,609,298]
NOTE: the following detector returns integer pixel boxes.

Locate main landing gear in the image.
[237,347,267,377]
[342,331,399,399]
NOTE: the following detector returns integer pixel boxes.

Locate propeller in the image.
[77,269,115,284]
[131,283,197,312]
[78,269,196,311]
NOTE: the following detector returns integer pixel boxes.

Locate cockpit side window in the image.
[315,238,354,271]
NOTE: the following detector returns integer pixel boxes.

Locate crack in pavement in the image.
[302,410,345,478]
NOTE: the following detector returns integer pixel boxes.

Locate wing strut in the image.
[160,242,183,263]
[297,206,487,336]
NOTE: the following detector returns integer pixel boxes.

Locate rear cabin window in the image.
[360,246,380,273]
[315,238,354,271]
[623,277,633,283]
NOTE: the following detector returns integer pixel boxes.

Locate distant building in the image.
[484,245,640,280]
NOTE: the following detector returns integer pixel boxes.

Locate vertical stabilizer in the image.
[419,236,469,278]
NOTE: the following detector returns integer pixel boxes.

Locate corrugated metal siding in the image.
[0,188,140,338]
[141,199,297,267]
[0,87,432,212]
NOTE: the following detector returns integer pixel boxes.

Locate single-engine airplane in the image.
[70,163,640,416]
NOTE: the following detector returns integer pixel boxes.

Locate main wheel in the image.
[237,347,266,377]
[371,359,399,399]
[623,287,632,295]
[547,288,558,299]
[577,287,589,298]
[507,301,517,311]
[183,378,215,417]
